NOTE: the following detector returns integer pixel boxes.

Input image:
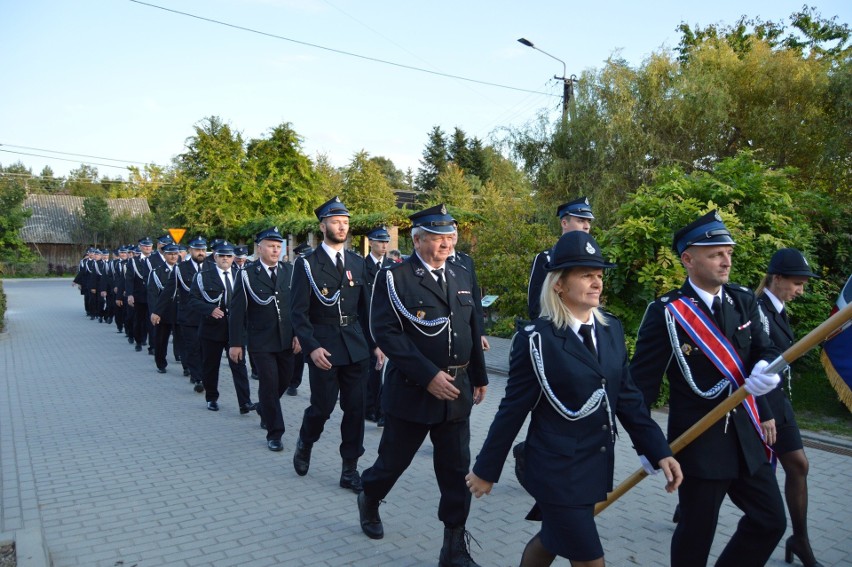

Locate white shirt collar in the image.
[259,260,277,271]
[688,279,723,312]
[763,288,784,313]
[369,252,384,265]
[569,316,596,346]
[415,252,445,279]
[321,241,344,266]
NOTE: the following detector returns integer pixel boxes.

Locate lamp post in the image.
[517,37,575,121]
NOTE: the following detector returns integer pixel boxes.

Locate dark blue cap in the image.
[293,242,312,256]
[234,245,249,258]
[178,244,187,252]
[315,196,350,220]
[98,249,110,255]
[209,238,225,251]
[255,227,285,243]
[188,236,207,250]
[556,197,594,219]
[409,204,456,234]
[162,243,180,253]
[673,210,736,255]
[768,248,820,278]
[118,245,128,253]
[214,241,235,256]
[157,234,174,245]
[138,236,153,246]
[545,232,615,271]
[367,226,391,242]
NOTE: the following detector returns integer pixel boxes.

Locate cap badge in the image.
[440,204,447,214]
[714,211,722,222]
[333,196,341,203]
[585,242,596,254]
[583,197,590,205]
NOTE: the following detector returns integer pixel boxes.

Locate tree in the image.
[37,165,62,194]
[430,163,474,209]
[66,164,105,197]
[246,122,319,216]
[314,153,345,200]
[341,150,396,213]
[415,126,449,192]
[0,170,35,263]
[173,116,249,239]
[80,195,112,248]
[369,155,407,192]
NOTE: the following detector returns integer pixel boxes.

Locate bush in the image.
[0,261,49,277]
[0,281,6,333]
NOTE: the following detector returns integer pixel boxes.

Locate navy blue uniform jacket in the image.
[472,316,670,506]
[370,256,488,425]
[630,281,779,479]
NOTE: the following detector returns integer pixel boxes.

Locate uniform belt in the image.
[312,314,359,327]
[442,364,469,377]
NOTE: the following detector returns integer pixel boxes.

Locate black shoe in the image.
[207,401,219,411]
[439,526,481,567]
[175,355,181,362]
[785,535,823,567]
[116,329,124,333]
[260,421,267,430]
[193,381,204,393]
[240,402,257,415]
[251,373,259,381]
[183,369,190,376]
[376,416,385,428]
[157,368,167,374]
[135,345,142,352]
[267,439,284,452]
[293,438,312,476]
[286,386,298,396]
[365,411,377,423]
[128,336,134,344]
[148,348,154,355]
[340,459,363,493]
[357,492,384,540]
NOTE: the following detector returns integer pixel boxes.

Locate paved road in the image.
[1,279,850,566]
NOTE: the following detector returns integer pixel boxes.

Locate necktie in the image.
[336,252,344,278]
[269,266,277,285]
[578,324,597,358]
[780,307,789,324]
[432,268,446,291]
[224,271,233,306]
[712,296,725,330]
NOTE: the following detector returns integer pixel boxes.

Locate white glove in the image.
[744,360,780,396]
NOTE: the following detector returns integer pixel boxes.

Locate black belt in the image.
[442,364,469,377]
[312,315,359,327]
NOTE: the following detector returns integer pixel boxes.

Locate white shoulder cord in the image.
[385,269,452,357]
[240,270,276,307]
[196,272,224,304]
[151,270,164,292]
[528,331,614,442]
[177,265,192,293]
[303,260,341,306]
[664,308,730,399]
[94,261,102,276]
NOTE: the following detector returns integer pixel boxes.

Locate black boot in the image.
[439,526,480,567]
[340,458,363,493]
[357,492,383,539]
[293,438,312,476]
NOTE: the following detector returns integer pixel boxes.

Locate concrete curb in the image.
[13,525,51,567]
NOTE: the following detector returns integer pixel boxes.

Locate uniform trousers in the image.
[179,325,202,382]
[252,350,295,441]
[153,322,173,370]
[200,338,251,407]
[114,298,125,332]
[673,460,785,567]
[365,353,382,419]
[172,324,183,364]
[124,304,135,340]
[298,359,369,459]
[290,352,305,388]
[132,302,150,346]
[361,413,472,528]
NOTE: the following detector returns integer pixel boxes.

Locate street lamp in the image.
[517,37,575,120]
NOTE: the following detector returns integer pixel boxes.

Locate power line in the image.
[0,171,174,188]
[0,143,149,165]
[129,0,558,98]
[0,148,132,171]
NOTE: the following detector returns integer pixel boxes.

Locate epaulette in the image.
[518,317,549,336]
[657,290,683,304]
[724,282,755,297]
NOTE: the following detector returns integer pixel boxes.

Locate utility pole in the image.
[518,38,574,122]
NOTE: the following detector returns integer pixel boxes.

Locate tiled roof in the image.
[21,194,150,244]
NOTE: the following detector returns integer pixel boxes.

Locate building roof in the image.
[21,194,150,244]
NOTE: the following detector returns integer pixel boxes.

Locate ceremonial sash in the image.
[665,297,773,461]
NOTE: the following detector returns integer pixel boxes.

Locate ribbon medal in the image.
[346,270,354,287]
[321,287,329,296]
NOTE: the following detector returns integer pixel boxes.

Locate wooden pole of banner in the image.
[594,302,852,516]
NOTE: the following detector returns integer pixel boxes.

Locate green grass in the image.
[790,366,852,439]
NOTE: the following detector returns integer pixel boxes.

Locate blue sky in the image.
[2,0,849,180]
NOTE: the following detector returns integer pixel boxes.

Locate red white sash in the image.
[665,296,773,461]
